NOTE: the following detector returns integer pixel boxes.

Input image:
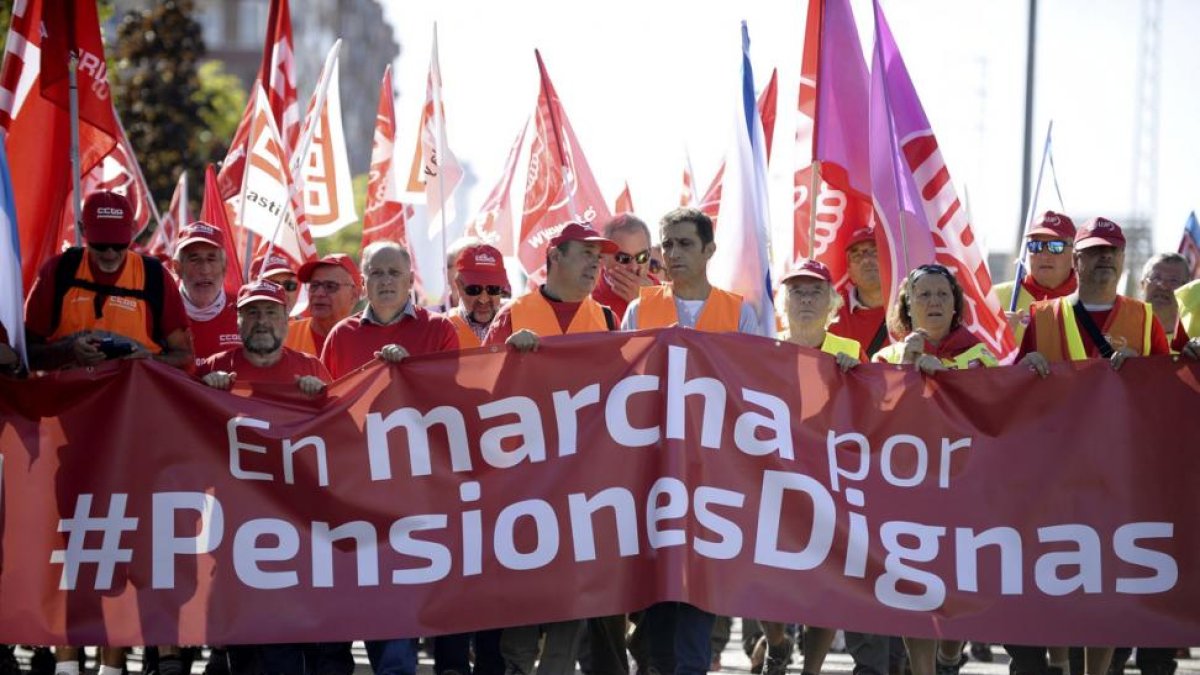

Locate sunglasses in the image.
[613,249,651,265]
[1026,240,1069,255]
[464,284,508,297]
[277,279,299,292]
[88,243,129,253]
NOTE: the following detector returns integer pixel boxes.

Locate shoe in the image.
[0,648,19,675]
[751,636,768,674]
[764,641,794,675]
[970,642,994,663]
[711,654,723,672]
[30,647,57,675]
[935,653,968,675]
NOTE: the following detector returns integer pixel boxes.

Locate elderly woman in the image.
[776,258,864,370]
[874,263,997,372]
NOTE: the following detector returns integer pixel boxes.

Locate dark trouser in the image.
[435,633,474,675]
[585,615,630,675]
[304,642,356,675]
[226,644,307,675]
[1005,645,1051,675]
[641,602,716,675]
[366,638,419,675]
[846,633,891,675]
[1109,648,1177,675]
[474,629,506,675]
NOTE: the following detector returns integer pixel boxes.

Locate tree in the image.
[112,0,243,214]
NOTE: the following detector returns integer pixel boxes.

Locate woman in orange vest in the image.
[874,264,998,372]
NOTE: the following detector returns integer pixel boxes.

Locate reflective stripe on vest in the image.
[872,340,996,368]
[449,313,482,349]
[49,251,159,352]
[1032,296,1153,362]
[637,285,742,332]
[509,291,608,336]
[820,332,862,359]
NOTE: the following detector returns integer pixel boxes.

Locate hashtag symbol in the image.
[49,494,140,591]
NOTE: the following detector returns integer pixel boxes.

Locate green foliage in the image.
[317,173,370,257]
[111,0,243,215]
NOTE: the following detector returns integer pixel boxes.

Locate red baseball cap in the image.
[298,253,362,287]
[844,227,875,250]
[174,221,225,255]
[1027,211,1076,239]
[548,221,619,254]
[1074,217,1126,250]
[236,279,287,308]
[250,253,296,279]
[456,244,510,289]
[82,191,135,245]
[780,258,833,284]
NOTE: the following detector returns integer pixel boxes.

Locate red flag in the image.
[698,69,779,227]
[517,51,612,283]
[65,113,156,253]
[467,123,527,256]
[791,0,875,289]
[0,0,119,288]
[680,150,697,208]
[201,165,246,293]
[614,181,634,214]
[146,171,190,259]
[362,66,414,250]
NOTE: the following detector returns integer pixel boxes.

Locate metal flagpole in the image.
[431,24,451,306]
[807,159,821,258]
[1009,120,1053,312]
[68,54,83,246]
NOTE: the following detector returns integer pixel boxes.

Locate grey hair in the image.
[361,240,411,271]
[1140,252,1190,281]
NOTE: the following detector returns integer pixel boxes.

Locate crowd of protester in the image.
[1,190,1198,675]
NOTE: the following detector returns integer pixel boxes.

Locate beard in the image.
[243,332,283,355]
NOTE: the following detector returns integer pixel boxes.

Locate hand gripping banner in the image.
[0,329,1197,646]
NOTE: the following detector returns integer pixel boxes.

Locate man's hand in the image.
[506,329,540,353]
[1182,338,1200,360]
[914,353,947,375]
[833,352,859,372]
[295,375,326,396]
[1020,352,1050,378]
[376,344,409,364]
[202,371,236,390]
[124,343,151,360]
[606,266,652,303]
[1004,309,1028,334]
[72,334,106,366]
[1109,346,1137,371]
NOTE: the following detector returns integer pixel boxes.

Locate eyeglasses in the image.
[1026,240,1069,255]
[613,249,651,265]
[1144,274,1186,288]
[464,284,508,297]
[88,243,128,253]
[307,280,354,293]
[277,279,299,292]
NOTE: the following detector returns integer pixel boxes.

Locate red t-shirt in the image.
[828,289,889,357]
[1170,321,1189,352]
[24,252,190,341]
[591,272,660,326]
[1018,304,1171,359]
[197,346,331,384]
[190,302,240,364]
[482,289,615,346]
[321,305,459,379]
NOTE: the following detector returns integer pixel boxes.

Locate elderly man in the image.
[286,253,362,357]
[828,227,891,358]
[23,191,192,675]
[592,213,659,320]
[448,243,510,349]
[621,207,756,675]
[250,252,301,314]
[484,221,621,349]
[174,221,239,365]
[1138,252,1191,350]
[995,211,1078,345]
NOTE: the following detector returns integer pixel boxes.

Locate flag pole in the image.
[431,24,451,305]
[807,159,821,258]
[1009,120,1053,312]
[68,53,83,246]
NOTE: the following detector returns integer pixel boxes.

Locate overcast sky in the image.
[380,0,1200,258]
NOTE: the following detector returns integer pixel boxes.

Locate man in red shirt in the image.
[828,227,891,358]
[24,191,192,371]
[286,253,362,357]
[483,222,620,350]
[174,221,239,365]
[321,241,458,380]
[448,243,511,349]
[591,213,659,321]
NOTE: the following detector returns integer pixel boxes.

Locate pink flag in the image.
[614,181,634,214]
[466,123,527,256]
[698,69,778,228]
[869,0,1016,361]
[518,50,611,283]
[792,0,875,288]
[362,65,413,250]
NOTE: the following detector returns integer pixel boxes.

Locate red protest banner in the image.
[0,329,1197,647]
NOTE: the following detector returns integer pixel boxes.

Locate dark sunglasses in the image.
[278,279,299,292]
[464,284,508,297]
[613,249,651,265]
[88,243,128,253]
[1026,240,1069,255]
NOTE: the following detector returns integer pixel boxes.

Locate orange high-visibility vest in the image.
[284,317,320,357]
[637,285,742,332]
[509,290,609,336]
[1030,295,1153,362]
[49,251,160,352]
[449,313,482,349]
